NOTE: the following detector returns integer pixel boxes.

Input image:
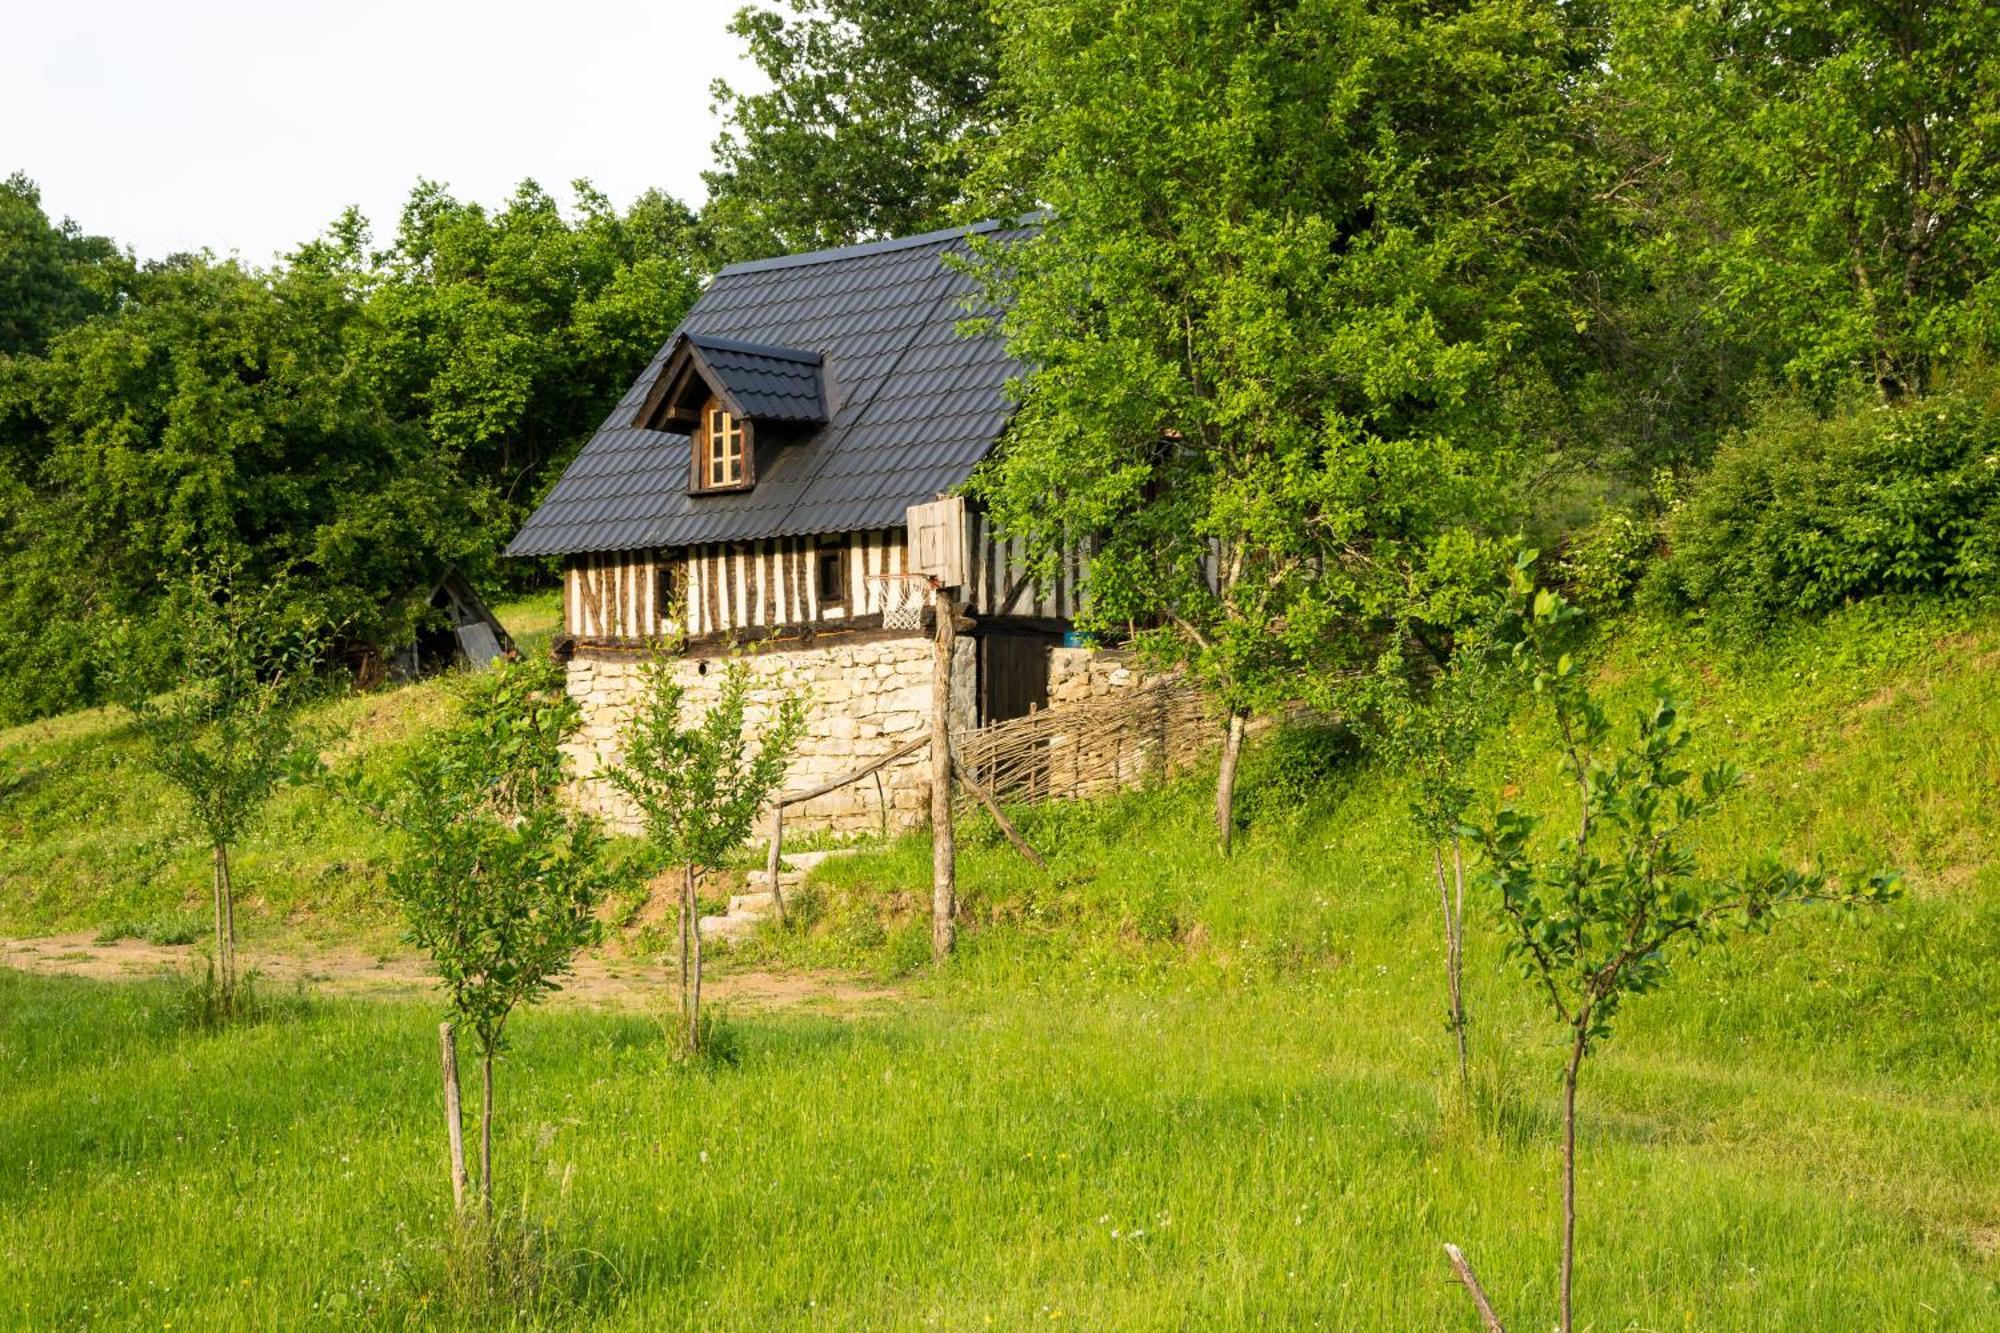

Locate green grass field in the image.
[2,596,1998,1328]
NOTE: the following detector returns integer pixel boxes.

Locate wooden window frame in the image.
[815,541,847,606]
[690,396,756,494]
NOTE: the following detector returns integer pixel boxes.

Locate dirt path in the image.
[0,932,897,1015]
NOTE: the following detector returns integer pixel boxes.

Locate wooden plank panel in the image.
[709,545,725,631]
[907,496,966,586]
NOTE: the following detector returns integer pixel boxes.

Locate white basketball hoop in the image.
[870,572,935,630]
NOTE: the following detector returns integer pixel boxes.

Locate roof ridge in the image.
[684,332,824,363]
[715,216,1031,278]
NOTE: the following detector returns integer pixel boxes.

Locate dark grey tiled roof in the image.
[505,220,1028,557]
[681,334,826,424]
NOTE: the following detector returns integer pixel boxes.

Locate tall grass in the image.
[1,598,1997,1327]
[1,955,1993,1329]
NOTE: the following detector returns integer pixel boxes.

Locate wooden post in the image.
[930,587,957,961]
[1216,709,1248,854]
[685,865,704,1052]
[764,803,787,924]
[439,1022,468,1214]
[1443,1243,1506,1332]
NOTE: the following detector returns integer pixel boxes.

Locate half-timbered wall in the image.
[565,532,884,642]
[564,513,1088,644]
[961,510,1086,625]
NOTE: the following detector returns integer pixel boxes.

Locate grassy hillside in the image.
[1,598,1997,1328]
[0,595,565,945]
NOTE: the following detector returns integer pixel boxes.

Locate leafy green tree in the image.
[368,657,613,1220]
[968,0,1604,848]
[609,657,805,1053]
[354,179,707,531]
[112,565,327,1015]
[1462,559,1900,1333]
[1607,0,2000,400]
[0,250,492,722]
[0,177,706,724]
[705,0,1000,259]
[0,172,129,359]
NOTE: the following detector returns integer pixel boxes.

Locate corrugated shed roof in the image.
[505,220,1028,558]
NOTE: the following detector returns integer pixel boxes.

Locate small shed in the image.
[391,569,516,679]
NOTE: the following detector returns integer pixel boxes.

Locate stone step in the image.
[776,847,857,873]
[728,891,780,917]
[744,869,806,891]
[698,913,760,944]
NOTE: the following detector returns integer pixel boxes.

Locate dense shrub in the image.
[1236,722,1356,829]
[1646,377,2000,635]
[1556,473,1678,613]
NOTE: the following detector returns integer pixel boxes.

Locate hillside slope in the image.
[1,598,1996,1327]
[0,595,563,944]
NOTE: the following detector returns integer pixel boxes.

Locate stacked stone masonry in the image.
[566,634,976,838]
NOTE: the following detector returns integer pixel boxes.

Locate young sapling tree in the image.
[113,565,325,1017]
[1353,636,1496,1092]
[610,654,804,1054]
[366,656,613,1221]
[1453,557,1900,1333]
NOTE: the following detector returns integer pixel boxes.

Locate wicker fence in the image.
[956,675,1215,805]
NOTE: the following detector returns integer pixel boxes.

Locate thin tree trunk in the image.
[210,845,227,998]
[1451,839,1469,1083]
[1561,1018,1589,1333]
[439,1023,469,1214]
[687,865,704,1053]
[1433,842,1468,1091]
[221,844,236,972]
[677,867,691,1041]
[930,590,958,961]
[1215,710,1248,855]
[220,845,236,992]
[480,1047,495,1224]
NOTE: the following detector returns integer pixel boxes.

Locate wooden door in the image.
[978,632,1053,726]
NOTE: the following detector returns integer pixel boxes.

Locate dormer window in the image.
[631,332,830,498]
[705,404,745,488]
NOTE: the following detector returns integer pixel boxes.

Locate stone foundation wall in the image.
[565,634,975,838]
[1048,646,1155,706]
[1044,647,1207,794]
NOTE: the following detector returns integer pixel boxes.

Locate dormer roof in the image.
[504,218,1033,558]
[636,332,828,430]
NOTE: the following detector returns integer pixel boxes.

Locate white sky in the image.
[2,0,759,265]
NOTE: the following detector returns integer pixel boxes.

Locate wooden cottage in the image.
[505,221,1097,833]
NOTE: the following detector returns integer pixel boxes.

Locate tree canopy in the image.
[704,0,999,260]
[968,0,1608,749]
[0,180,703,723]
[2,0,1996,728]
[1605,0,2000,402]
